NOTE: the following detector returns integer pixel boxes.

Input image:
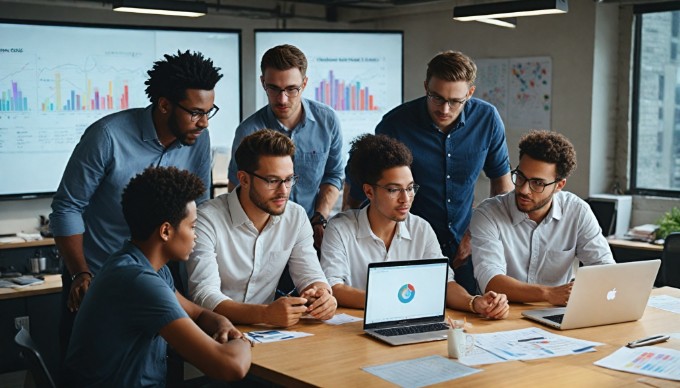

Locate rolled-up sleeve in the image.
[320,110,344,191]
[187,212,230,311]
[319,220,351,287]
[470,207,508,293]
[50,125,112,237]
[288,216,329,291]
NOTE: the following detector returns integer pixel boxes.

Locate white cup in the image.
[448,328,474,359]
[30,257,46,274]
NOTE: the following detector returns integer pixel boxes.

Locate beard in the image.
[515,190,554,214]
[168,112,203,146]
[249,185,288,216]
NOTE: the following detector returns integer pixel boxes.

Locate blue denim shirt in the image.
[228,98,344,217]
[50,106,211,273]
[350,96,510,255]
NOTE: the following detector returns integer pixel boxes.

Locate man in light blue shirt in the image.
[50,50,222,363]
[471,130,615,306]
[228,44,343,249]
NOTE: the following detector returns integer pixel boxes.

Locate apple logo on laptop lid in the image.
[606,288,617,301]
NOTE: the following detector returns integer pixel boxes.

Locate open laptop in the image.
[363,258,450,346]
[522,260,661,330]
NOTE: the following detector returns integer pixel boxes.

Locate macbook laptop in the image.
[522,260,661,330]
[363,258,450,346]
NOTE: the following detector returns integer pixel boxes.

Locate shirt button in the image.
[447,175,450,179]
[447,153,451,157]
[447,199,451,202]
[447,135,450,139]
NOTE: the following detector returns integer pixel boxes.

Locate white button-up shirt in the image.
[471,191,615,293]
[187,189,328,310]
[320,207,454,290]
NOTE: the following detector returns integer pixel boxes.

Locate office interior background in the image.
[1,0,679,235]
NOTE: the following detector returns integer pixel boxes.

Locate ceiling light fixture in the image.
[475,17,517,28]
[112,0,207,17]
[453,0,567,22]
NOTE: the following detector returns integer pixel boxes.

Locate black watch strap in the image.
[310,211,328,228]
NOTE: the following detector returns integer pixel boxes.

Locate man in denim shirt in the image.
[347,51,513,295]
[228,45,343,250]
[50,50,222,362]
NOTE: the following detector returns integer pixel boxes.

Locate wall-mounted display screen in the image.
[0,20,240,199]
[254,30,403,157]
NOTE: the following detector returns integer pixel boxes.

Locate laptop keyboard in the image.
[375,322,449,337]
[544,314,565,324]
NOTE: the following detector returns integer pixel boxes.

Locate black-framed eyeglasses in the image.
[426,91,467,108]
[263,85,303,98]
[511,169,560,193]
[247,171,299,190]
[174,102,219,122]
[372,184,420,199]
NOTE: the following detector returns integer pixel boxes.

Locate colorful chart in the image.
[398,283,416,303]
[313,70,379,111]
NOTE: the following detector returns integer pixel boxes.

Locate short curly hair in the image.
[234,129,296,173]
[348,134,413,185]
[426,50,477,86]
[519,130,577,179]
[121,167,205,241]
[260,44,308,77]
[145,50,223,106]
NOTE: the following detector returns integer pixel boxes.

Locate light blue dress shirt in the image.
[50,106,211,273]
[228,98,344,217]
[470,191,615,293]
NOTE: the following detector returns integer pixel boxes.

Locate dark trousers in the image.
[58,270,76,387]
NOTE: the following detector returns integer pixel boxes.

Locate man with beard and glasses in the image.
[227,44,343,250]
[50,50,221,364]
[470,130,614,306]
[320,134,509,319]
[188,129,337,328]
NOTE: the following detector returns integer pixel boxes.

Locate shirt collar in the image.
[141,105,159,142]
[357,205,413,241]
[419,96,470,133]
[226,187,282,228]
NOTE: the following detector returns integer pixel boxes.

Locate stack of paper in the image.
[625,224,659,242]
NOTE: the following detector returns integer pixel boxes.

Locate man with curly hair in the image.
[65,167,251,387]
[50,50,222,360]
[321,134,509,319]
[470,130,614,305]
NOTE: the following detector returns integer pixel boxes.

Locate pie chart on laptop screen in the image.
[398,284,416,303]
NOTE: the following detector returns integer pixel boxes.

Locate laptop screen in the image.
[364,259,448,327]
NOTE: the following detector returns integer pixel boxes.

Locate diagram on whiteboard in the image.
[475,56,552,130]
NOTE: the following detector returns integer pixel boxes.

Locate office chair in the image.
[661,232,680,288]
[14,327,56,388]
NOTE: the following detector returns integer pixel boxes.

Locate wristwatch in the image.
[310,212,328,228]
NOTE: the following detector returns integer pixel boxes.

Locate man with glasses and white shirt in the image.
[321,134,509,319]
[228,44,343,250]
[189,129,337,328]
[470,130,614,306]
[346,51,513,295]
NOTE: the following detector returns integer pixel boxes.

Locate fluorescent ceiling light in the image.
[475,18,517,28]
[453,0,567,22]
[113,0,207,17]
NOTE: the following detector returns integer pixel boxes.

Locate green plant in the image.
[656,207,680,239]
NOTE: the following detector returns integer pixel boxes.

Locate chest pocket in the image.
[294,151,329,191]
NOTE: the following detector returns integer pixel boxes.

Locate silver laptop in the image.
[522,260,661,330]
[363,258,450,346]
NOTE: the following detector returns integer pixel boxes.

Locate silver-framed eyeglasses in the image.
[247,171,299,190]
[426,91,467,108]
[264,85,303,98]
[372,184,420,199]
[511,169,560,193]
[174,102,219,122]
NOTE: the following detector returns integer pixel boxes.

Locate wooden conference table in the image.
[241,287,680,387]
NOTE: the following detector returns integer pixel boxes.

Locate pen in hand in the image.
[275,288,297,298]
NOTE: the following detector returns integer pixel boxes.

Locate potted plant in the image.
[656,207,680,240]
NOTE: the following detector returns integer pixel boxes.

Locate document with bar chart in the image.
[0,21,240,197]
[255,30,403,156]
